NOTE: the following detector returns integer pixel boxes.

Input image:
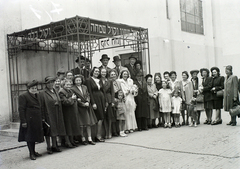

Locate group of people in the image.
[18,53,240,160]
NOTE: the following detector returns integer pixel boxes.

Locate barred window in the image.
[180,0,204,34]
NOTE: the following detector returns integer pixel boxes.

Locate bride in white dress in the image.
[117,70,138,133]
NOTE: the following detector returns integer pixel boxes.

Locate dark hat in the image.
[45,76,56,83]
[129,55,137,60]
[57,69,65,74]
[135,60,142,66]
[225,65,233,71]
[190,70,199,75]
[100,54,110,61]
[210,67,220,73]
[145,74,153,81]
[200,68,210,74]
[113,55,121,62]
[27,80,38,88]
[75,55,87,63]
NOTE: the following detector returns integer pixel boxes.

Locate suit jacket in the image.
[124,63,137,81]
[224,75,239,111]
[101,79,115,104]
[113,66,128,78]
[71,67,90,79]
[202,77,213,102]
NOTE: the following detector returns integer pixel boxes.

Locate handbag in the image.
[196,93,204,103]
[42,121,50,136]
[216,90,224,97]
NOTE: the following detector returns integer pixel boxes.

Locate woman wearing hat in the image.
[190,70,204,124]
[199,68,213,125]
[18,80,44,160]
[39,76,66,154]
[224,65,239,126]
[146,74,159,128]
[210,67,225,125]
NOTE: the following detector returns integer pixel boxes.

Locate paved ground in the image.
[1,112,240,169]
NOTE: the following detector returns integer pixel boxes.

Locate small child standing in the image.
[188,97,198,127]
[171,90,182,128]
[158,80,172,128]
[115,90,127,137]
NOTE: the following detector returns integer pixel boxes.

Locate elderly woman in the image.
[109,69,121,136]
[118,70,138,133]
[146,74,159,128]
[199,68,213,125]
[100,68,115,139]
[18,80,44,160]
[134,71,149,131]
[86,67,106,142]
[39,76,66,154]
[224,65,239,126]
[210,67,225,125]
[179,71,193,126]
[71,75,97,145]
[59,79,81,148]
[190,70,204,124]
[154,73,163,126]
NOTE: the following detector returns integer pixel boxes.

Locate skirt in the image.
[213,99,223,109]
[204,101,213,109]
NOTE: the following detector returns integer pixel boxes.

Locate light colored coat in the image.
[224,75,239,111]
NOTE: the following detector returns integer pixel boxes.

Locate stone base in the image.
[0,122,19,137]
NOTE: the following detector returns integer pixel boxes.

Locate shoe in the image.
[164,123,168,128]
[138,129,142,131]
[227,121,233,125]
[197,121,200,125]
[207,120,212,125]
[71,142,78,147]
[65,143,75,148]
[142,128,149,131]
[211,119,222,125]
[203,120,208,124]
[34,152,42,157]
[74,140,80,144]
[30,154,36,160]
[112,133,119,137]
[52,147,62,152]
[231,123,237,126]
[194,122,197,127]
[47,147,53,154]
[168,123,172,128]
[182,122,185,126]
[189,123,193,127]
[125,130,130,134]
[96,137,105,142]
[120,131,127,137]
[186,122,189,125]
[88,141,96,145]
[130,129,134,133]
[82,141,88,145]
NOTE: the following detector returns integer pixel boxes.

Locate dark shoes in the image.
[30,154,36,160]
[96,138,105,142]
[211,119,222,125]
[203,120,208,124]
[52,147,62,152]
[227,121,233,125]
[88,141,96,145]
[34,152,42,157]
[65,143,75,148]
[47,147,53,154]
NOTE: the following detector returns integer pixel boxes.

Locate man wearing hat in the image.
[99,54,111,73]
[71,55,90,79]
[112,55,128,78]
[124,55,137,81]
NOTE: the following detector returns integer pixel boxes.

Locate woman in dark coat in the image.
[39,76,66,154]
[199,68,213,125]
[59,79,81,148]
[85,67,106,142]
[210,67,224,125]
[100,68,115,139]
[71,75,97,145]
[134,71,149,131]
[224,65,239,126]
[18,80,44,160]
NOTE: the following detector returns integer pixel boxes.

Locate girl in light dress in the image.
[171,90,182,128]
[158,80,173,128]
[117,70,138,133]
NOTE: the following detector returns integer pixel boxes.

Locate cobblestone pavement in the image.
[0,112,240,169]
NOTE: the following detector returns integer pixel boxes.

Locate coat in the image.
[224,75,239,111]
[202,77,213,102]
[86,77,106,121]
[179,80,194,105]
[147,83,159,119]
[39,88,66,137]
[124,64,137,81]
[113,66,128,78]
[134,80,150,118]
[58,88,81,136]
[71,85,97,126]
[18,92,44,142]
[212,76,224,101]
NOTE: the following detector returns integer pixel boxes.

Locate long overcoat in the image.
[18,92,44,142]
[39,88,66,137]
